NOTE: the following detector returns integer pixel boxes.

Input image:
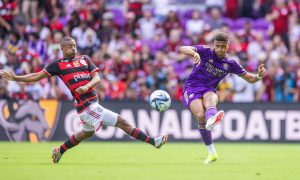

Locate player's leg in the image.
[52,103,102,164]
[60,130,94,154]
[203,92,225,130]
[52,128,95,164]
[115,116,168,148]
[83,102,167,148]
[78,102,168,148]
[190,99,218,164]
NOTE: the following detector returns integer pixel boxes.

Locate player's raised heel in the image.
[51,147,62,164]
[154,134,168,149]
[206,110,225,131]
[203,153,218,164]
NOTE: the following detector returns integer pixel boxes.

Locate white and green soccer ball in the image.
[149,90,171,112]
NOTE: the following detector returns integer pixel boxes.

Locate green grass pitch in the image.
[0,142,299,180]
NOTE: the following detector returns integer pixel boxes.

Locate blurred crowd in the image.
[0,0,300,103]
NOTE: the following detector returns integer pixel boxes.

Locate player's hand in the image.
[257,64,266,78]
[75,85,90,94]
[193,52,200,67]
[0,70,15,81]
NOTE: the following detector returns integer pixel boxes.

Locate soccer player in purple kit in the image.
[0,37,168,164]
[178,32,266,164]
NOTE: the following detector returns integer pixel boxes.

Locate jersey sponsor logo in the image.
[66,64,72,68]
[74,72,91,82]
[206,62,228,77]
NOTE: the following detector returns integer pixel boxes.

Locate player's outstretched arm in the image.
[241,64,266,84]
[75,72,100,94]
[178,46,201,66]
[0,70,48,82]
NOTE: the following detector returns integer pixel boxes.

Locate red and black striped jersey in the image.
[43,55,99,113]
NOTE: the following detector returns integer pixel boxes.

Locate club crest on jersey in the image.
[209,59,213,63]
[80,59,87,66]
[223,63,229,70]
[73,60,80,67]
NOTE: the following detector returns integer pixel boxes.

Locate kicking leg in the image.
[115,116,168,148]
[190,98,218,164]
[52,130,94,164]
[83,103,167,148]
[203,92,225,131]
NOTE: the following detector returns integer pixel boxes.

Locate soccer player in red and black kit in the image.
[0,37,168,163]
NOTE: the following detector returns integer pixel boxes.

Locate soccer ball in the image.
[149,90,171,112]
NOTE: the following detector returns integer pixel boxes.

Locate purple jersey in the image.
[184,45,246,93]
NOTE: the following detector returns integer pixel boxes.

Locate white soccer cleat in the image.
[206,110,225,131]
[154,134,168,149]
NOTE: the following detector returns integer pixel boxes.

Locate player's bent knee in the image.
[115,116,126,127]
[116,116,132,128]
[83,130,95,138]
[195,112,205,122]
[75,130,95,141]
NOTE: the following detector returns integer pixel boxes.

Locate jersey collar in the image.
[61,57,75,62]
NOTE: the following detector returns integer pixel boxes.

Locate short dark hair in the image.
[214,32,229,43]
[60,37,75,46]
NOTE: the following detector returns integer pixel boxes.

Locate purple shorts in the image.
[181,88,216,109]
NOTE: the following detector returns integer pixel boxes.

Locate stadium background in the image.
[0,0,299,142]
[1,1,300,180]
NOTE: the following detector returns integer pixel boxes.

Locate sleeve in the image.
[84,55,99,74]
[229,59,247,76]
[43,60,59,77]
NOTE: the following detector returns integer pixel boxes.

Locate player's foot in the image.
[206,110,225,131]
[51,147,62,164]
[154,134,168,149]
[203,153,218,164]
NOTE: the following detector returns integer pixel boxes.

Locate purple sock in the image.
[205,106,217,120]
[199,123,212,145]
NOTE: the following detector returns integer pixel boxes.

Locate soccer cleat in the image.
[154,134,168,149]
[51,147,62,164]
[203,153,218,164]
[206,110,225,131]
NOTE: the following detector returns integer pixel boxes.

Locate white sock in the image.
[206,143,217,155]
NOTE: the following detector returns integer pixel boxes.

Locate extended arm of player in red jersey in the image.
[178,46,201,66]
[75,72,100,94]
[85,72,100,89]
[241,64,266,84]
[0,70,48,82]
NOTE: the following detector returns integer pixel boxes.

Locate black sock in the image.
[60,135,80,154]
[131,128,155,146]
